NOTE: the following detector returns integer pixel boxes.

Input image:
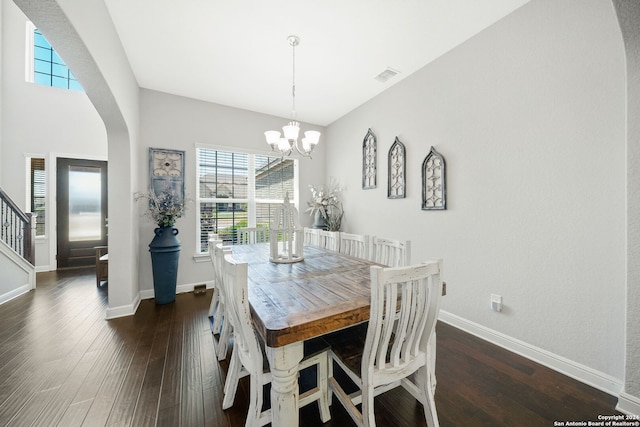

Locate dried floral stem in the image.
[135,185,186,227]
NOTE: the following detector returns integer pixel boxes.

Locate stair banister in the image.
[0,188,35,265]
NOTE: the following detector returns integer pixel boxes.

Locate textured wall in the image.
[326,0,626,381]
[11,0,141,314]
[138,89,326,294]
[1,0,106,270]
[613,0,640,403]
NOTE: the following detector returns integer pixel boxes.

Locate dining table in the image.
[230,243,442,427]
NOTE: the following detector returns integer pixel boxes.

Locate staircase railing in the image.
[0,188,35,265]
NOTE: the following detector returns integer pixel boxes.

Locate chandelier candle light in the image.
[264,35,320,158]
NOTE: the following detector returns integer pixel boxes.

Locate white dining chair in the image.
[325,260,444,427]
[238,227,269,244]
[338,232,370,260]
[208,234,222,319]
[370,237,411,267]
[304,227,320,246]
[318,230,340,251]
[212,241,233,361]
[220,254,332,426]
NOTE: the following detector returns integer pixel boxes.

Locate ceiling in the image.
[104,0,531,126]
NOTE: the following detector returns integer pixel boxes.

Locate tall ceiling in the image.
[104,0,531,126]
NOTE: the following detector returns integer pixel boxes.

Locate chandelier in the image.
[264,35,320,158]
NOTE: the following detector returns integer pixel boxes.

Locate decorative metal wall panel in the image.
[149,148,185,200]
[387,137,406,199]
[362,128,377,189]
[422,147,446,210]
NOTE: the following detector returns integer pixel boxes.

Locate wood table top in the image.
[231,244,379,347]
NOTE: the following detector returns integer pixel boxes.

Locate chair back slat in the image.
[318,230,340,251]
[212,241,231,285]
[371,237,411,267]
[304,227,320,246]
[338,232,369,259]
[391,281,412,365]
[238,227,269,244]
[365,261,442,376]
[221,254,263,371]
[209,235,222,277]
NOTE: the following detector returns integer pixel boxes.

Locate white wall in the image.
[612,0,640,412]
[0,243,31,300]
[0,0,107,270]
[0,0,4,184]
[4,0,636,410]
[11,0,141,318]
[326,0,626,386]
[138,89,325,293]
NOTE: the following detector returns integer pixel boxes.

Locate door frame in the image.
[48,153,108,271]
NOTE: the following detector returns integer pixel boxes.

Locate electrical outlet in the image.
[491,294,502,312]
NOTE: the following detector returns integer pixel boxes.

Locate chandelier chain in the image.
[291,37,296,120]
[264,34,320,158]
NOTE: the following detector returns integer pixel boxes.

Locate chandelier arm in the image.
[293,141,312,158]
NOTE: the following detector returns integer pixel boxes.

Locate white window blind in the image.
[30,158,46,236]
[197,148,296,252]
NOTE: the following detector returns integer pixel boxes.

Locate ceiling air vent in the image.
[374,67,400,83]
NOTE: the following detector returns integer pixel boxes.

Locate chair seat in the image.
[324,323,397,377]
[94,246,108,287]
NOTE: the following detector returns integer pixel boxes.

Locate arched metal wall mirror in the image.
[422,146,446,210]
[362,128,377,189]
[387,137,406,199]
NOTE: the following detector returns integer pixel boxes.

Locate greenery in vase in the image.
[305,179,343,231]
[135,186,186,227]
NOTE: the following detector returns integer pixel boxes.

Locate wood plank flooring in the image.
[0,268,622,426]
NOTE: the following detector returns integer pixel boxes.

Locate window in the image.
[197,147,297,252]
[31,27,82,91]
[29,158,46,236]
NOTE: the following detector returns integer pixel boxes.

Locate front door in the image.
[56,158,108,268]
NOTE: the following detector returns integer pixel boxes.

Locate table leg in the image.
[266,341,304,427]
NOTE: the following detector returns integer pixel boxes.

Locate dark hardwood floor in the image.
[0,268,621,426]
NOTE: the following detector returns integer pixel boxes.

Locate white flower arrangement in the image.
[305,179,343,231]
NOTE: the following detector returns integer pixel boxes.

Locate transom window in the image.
[197,147,297,252]
[32,27,82,91]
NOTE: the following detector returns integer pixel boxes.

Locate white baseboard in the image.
[438,311,623,398]
[139,280,215,301]
[139,288,155,300]
[35,265,51,273]
[105,294,141,319]
[617,392,640,416]
[0,284,33,305]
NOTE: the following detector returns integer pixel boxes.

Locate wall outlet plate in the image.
[491,294,502,312]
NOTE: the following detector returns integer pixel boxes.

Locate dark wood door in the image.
[56,158,108,268]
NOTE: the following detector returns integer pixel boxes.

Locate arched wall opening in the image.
[13,0,141,318]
